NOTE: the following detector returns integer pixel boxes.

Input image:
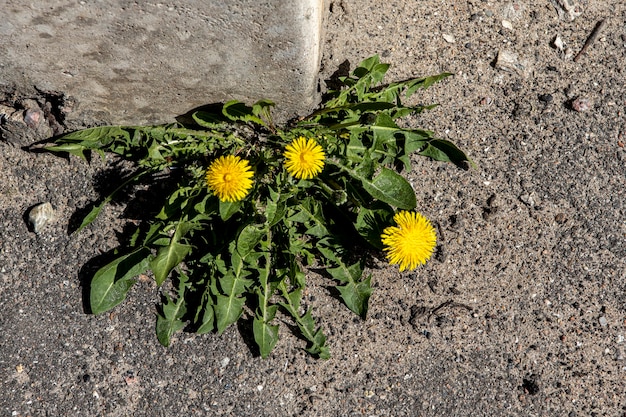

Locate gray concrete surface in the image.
[0,0,323,125]
[3,1,626,416]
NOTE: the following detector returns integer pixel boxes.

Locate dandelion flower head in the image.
[381,211,437,271]
[284,136,325,179]
[206,155,254,202]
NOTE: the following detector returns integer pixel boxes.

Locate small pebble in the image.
[519,193,536,207]
[28,202,56,233]
[554,0,582,21]
[123,370,138,385]
[552,35,565,51]
[599,316,608,327]
[24,108,44,129]
[220,357,230,368]
[442,34,456,44]
[494,50,529,76]
[572,97,592,112]
[502,20,513,30]
[539,94,553,103]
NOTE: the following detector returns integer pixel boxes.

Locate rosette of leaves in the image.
[42,55,470,358]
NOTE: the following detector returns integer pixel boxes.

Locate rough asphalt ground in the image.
[2,1,626,416]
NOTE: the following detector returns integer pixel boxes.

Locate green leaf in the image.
[215,294,245,334]
[337,276,373,319]
[346,135,368,162]
[217,248,254,337]
[253,311,279,359]
[195,304,215,334]
[370,63,390,84]
[374,112,398,129]
[193,194,215,216]
[355,54,380,74]
[252,99,275,125]
[150,240,192,286]
[317,245,339,265]
[252,99,275,114]
[253,248,279,358]
[156,186,195,220]
[405,73,453,97]
[90,248,152,315]
[360,167,417,209]
[321,253,372,319]
[219,269,252,297]
[285,198,328,238]
[278,281,329,359]
[222,100,266,126]
[325,160,416,209]
[156,300,186,347]
[192,110,226,127]
[355,205,395,249]
[237,224,265,259]
[43,143,90,160]
[156,272,189,347]
[219,200,241,221]
[74,200,107,233]
[298,310,330,359]
[327,260,364,284]
[147,139,165,161]
[265,195,287,227]
[137,222,166,247]
[55,125,131,146]
[280,287,303,315]
[402,129,433,153]
[419,139,474,167]
[46,126,148,161]
[353,156,375,179]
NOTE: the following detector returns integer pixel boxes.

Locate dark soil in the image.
[2,1,625,416]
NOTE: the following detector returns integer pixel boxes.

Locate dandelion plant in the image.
[42,55,471,358]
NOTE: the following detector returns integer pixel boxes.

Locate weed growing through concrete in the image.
[44,56,471,358]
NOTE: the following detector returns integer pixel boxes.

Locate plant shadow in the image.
[321,59,351,102]
[236,315,261,358]
[76,222,141,314]
[67,161,181,234]
[175,102,231,127]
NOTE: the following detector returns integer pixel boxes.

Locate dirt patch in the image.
[2,1,626,416]
[0,84,79,144]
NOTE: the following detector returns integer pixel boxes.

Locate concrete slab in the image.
[0,1,324,125]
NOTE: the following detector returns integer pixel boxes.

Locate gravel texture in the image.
[2,1,626,416]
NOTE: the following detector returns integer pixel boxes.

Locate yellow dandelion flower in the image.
[381,211,437,271]
[284,136,325,179]
[206,155,254,202]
